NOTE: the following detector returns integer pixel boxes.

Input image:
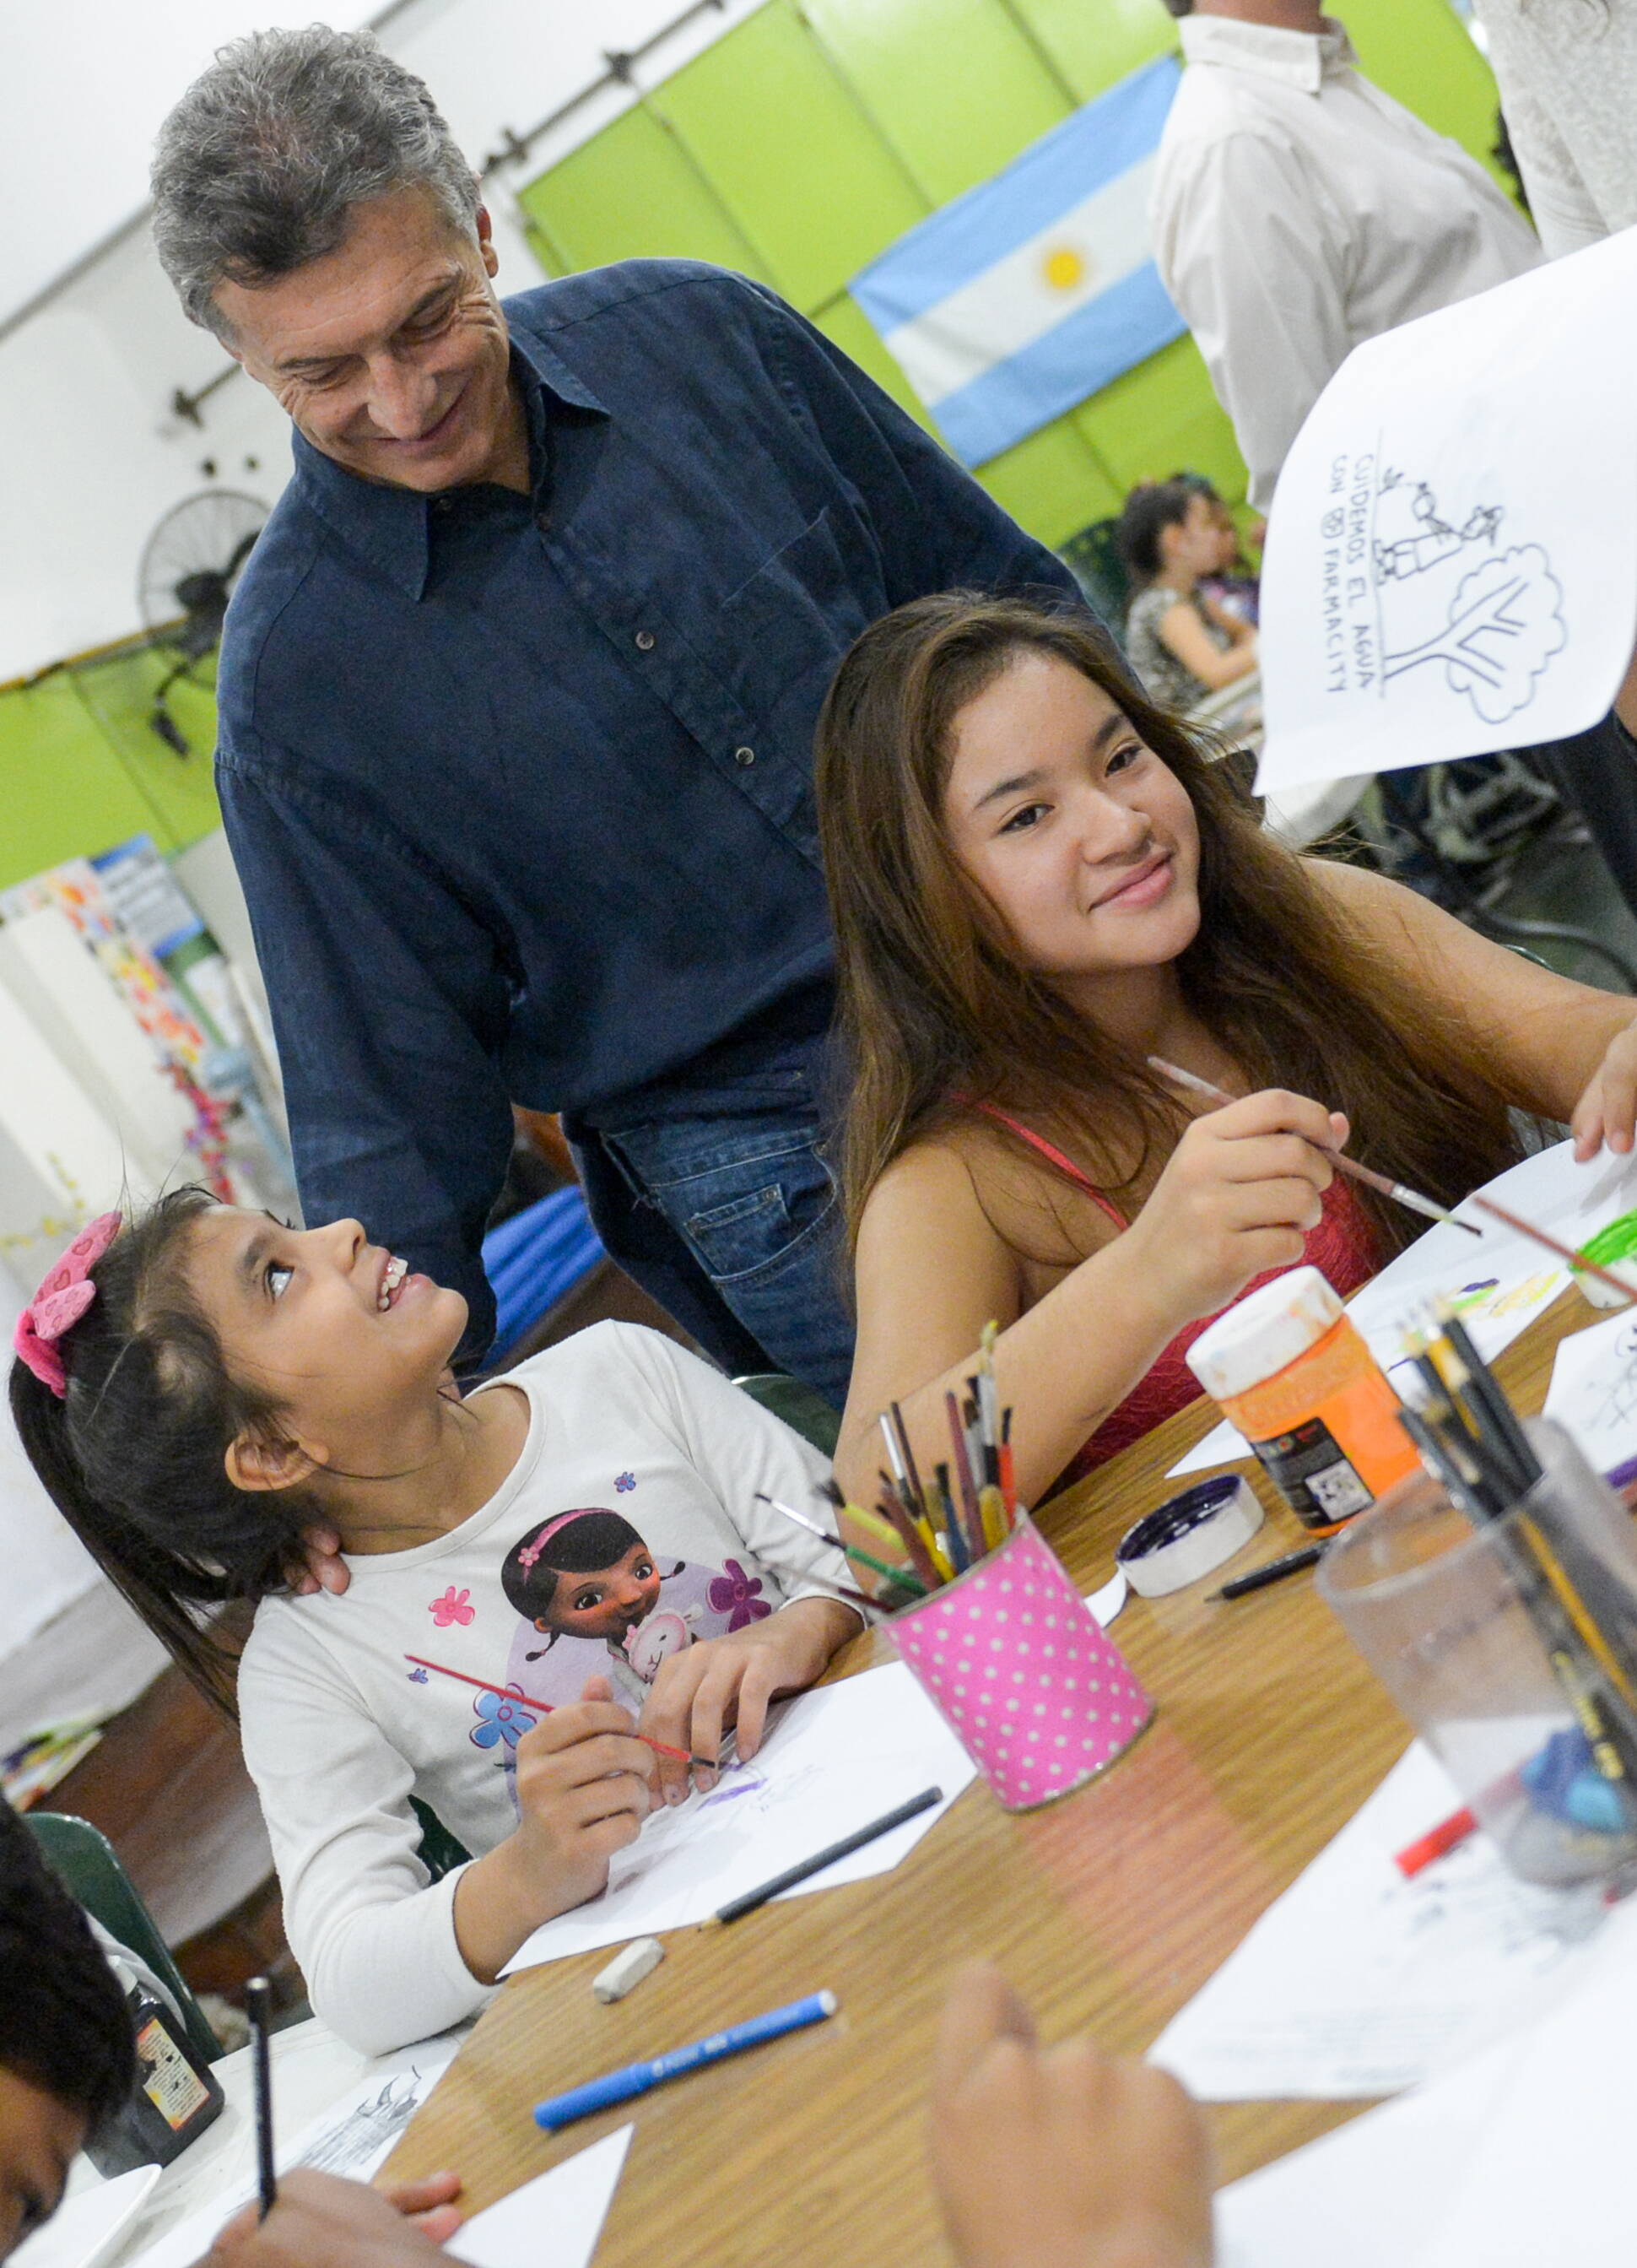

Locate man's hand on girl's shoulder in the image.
[287,1524,350,1596]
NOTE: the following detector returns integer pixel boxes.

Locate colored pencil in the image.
[1208,1543,1325,1601]
[1395,1356,1637,1800]
[1148,1057,1482,1236]
[404,1655,716,1768]
[1395,1805,1478,1878]
[702,1787,943,1926]
[247,1974,276,2222]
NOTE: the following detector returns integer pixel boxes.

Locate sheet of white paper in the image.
[1398,1895,1637,2268]
[1170,1140,1637,1480]
[1253,229,1637,797]
[1148,1741,1610,2100]
[448,2127,631,2268]
[1214,1893,1637,2266]
[501,1661,974,1973]
[1213,2036,1517,2268]
[1542,1304,1637,1478]
[1087,1569,1126,1627]
[122,2040,459,2268]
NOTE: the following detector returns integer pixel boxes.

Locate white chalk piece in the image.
[592,1938,665,2004]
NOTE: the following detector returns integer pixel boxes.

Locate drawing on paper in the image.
[1316,458,1567,724]
[1373,470,1565,723]
[1573,1317,1637,1438]
[1373,474,1502,582]
[297,2067,437,2177]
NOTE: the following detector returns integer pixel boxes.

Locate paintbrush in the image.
[1148,1057,1483,1236]
[404,1656,719,1768]
[757,1494,928,1598]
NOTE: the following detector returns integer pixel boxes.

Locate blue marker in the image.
[532,1989,838,2131]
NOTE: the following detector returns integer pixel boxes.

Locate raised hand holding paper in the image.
[1255,228,1637,799]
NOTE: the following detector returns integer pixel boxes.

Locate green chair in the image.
[410,1796,471,1882]
[27,1811,223,2066]
[732,1373,841,1459]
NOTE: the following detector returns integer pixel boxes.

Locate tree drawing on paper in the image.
[1381,544,1565,724]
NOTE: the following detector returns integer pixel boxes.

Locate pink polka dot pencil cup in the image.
[887,1517,1153,1812]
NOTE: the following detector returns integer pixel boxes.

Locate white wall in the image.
[0,0,764,685]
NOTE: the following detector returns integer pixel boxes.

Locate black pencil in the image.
[1209,1544,1325,1600]
[701,1787,944,1926]
[247,1974,276,2222]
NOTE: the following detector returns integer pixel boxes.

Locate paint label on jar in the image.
[1251,1415,1373,1531]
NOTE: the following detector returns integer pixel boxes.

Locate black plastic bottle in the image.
[85,1961,226,2176]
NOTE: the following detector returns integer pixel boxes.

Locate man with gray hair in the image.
[153,27,1091,1400]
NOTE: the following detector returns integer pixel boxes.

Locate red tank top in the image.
[969,1103,1384,1488]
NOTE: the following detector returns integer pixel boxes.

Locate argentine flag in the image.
[851,55,1184,468]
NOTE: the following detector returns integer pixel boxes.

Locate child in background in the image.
[1117,479,1259,712]
[10,1203,861,2056]
[1176,471,1261,627]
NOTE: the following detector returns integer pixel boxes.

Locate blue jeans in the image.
[572,1103,856,1408]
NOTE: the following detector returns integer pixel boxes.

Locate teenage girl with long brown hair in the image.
[816,593,1637,1512]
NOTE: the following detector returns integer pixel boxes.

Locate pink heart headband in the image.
[13,1213,122,1399]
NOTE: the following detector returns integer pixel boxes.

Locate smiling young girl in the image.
[816,594,1637,1513]
[9,1204,860,2054]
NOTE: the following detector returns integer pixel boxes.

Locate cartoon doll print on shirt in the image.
[497,1507,775,1717]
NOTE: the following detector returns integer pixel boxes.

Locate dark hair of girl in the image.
[501,1510,644,1643]
[813,593,1521,1264]
[1116,477,1202,584]
[8,1188,316,1717]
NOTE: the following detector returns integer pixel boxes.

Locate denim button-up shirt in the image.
[216,261,1088,1345]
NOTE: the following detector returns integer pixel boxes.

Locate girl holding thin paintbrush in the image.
[8,1202,862,2057]
[817,594,1637,1513]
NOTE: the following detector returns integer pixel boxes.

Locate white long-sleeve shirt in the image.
[1477,0,1637,257]
[1151,14,1540,507]
[237,1323,850,2054]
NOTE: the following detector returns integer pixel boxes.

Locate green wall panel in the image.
[85,654,224,851]
[0,676,170,890]
[0,656,223,892]
[1073,334,1247,504]
[802,0,1068,204]
[976,417,1122,549]
[1345,0,1511,181]
[1007,0,1175,105]
[517,101,767,279]
[654,2,926,309]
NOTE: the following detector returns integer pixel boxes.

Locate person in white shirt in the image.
[9,1195,862,2056]
[1149,1,1540,512]
[1476,0,1637,257]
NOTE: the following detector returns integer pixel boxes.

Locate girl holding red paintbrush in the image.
[9,1201,861,2056]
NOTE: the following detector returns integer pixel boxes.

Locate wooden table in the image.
[384,1286,1596,2263]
